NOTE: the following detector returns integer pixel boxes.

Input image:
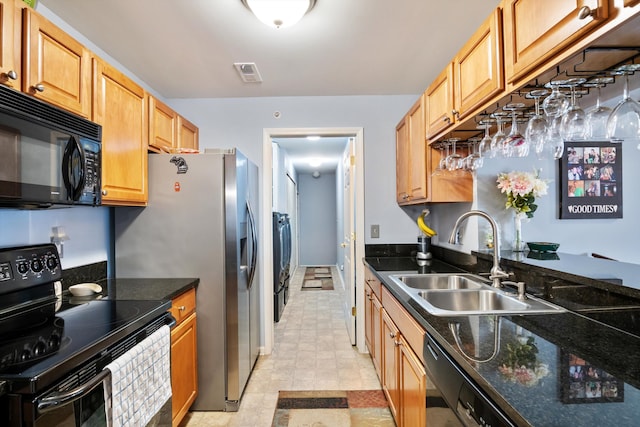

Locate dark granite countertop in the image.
[92,277,199,301]
[364,250,640,427]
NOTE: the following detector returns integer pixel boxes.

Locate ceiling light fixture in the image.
[306,135,321,141]
[308,158,322,168]
[241,0,317,29]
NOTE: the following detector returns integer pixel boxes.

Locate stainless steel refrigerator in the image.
[114,149,260,411]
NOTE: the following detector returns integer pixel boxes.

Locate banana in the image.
[417,212,437,237]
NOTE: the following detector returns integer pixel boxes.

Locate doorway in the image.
[261,128,365,354]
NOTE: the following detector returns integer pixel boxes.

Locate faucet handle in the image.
[502,281,527,301]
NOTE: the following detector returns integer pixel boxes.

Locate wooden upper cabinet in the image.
[454,7,504,121]
[177,115,199,150]
[503,0,609,83]
[396,95,428,205]
[395,114,410,204]
[93,57,148,206]
[425,63,455,139]
[0,0,20,89]
[149,96,178,153]
[23,7,91,117]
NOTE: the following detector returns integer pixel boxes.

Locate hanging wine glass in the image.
[606,64,640,144]
[546,115,565,159]
[445,138,463,172]
[503,103,528,157]
[526,89,549,156]
[463,137,483,171]
[542,79,569,118]
[489,112,509,158]
[432,141,449,176]
[583,77,614,140]
[560,77,587,141]
[478,118,495,156]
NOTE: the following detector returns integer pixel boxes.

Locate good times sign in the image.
[560,141,622,219]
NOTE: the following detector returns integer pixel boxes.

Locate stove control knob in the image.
[46,255,59,271]
[20,348,32,362]
[33,341,47,357]
[31,258,44,273]
[17,261,29,275]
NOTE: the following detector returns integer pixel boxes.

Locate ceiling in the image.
[274,136,349,174]
[38,0,500,174]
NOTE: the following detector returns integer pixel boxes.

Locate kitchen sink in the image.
[391,273,486,290]
[388,273,566,316]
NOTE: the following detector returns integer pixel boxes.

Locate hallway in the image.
[179,266,384,426]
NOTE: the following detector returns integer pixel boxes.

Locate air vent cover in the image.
[233,62,263,83]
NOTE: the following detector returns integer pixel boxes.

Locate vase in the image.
[513,214,526,252]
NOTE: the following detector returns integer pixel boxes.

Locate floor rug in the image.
[301,267,335,291]
[271,390,394,427]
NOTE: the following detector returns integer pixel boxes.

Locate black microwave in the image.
[0,84,101,208]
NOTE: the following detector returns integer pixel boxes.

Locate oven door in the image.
[29,370,109,427]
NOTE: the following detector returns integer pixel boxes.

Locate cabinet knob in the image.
[394,340,401,347]
[101,190,108,196]
[389,332,396,338]
[578,5,595,20]
[451,109,459,118]
[5,70,17,80]
[178,305,186,312]
[33,83,45,93]
[443,116,451,123]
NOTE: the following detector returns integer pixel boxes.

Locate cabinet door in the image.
[399,337,427,427]
[177,115,199,150]
[407,95,428,203]
[93,58,148,205]
[23,7,91,117]
[395,115,410,204]
[503,0,609,83]
[372,293,383,380]
[149,96,178,153]
[381,309,400,423]
[425,63,454,139]
[171,312,198,427]
[0,0,20,89]
[454,8,504,120]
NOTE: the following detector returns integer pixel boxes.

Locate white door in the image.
[286,175,298,272]
[342,138,356,345]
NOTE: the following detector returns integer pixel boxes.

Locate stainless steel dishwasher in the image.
[424,332,516,427]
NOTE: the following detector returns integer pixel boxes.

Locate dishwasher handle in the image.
[36,369,111,413]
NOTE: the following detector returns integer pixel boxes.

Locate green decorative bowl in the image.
[526,242,560,252]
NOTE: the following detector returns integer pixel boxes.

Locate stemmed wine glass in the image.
[560,77,587,141]
[463,137,483,171]
[489,112,509,158]
[432,141,449,176]
[478,118,495,156]
[525,89,549,156]
[542,79,569,118]
[546,115,565,159]
[503,103,528,157]
[445,138,463,173]
[583,77,614,140]
[606,64,640,144]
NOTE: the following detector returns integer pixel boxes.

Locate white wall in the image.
[298,172,338,265]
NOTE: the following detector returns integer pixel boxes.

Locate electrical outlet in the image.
[371,224,380,239]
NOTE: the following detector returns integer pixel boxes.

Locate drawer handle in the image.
[178,305,186,312]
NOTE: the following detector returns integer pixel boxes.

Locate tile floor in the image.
[179,266,384,427]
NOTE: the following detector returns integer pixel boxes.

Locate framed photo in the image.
[560,351,624,404]
[559,141,622,219]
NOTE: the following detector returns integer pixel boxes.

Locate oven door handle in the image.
[36,369,111,413]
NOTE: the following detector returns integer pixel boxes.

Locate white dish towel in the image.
[104,325,172,427]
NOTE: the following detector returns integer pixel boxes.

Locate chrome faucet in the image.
[448,210,509,288]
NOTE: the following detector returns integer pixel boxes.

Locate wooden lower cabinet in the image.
[399,336,427,427]
[169,288,198,427]
[364,266,427,427]
[381,309,400,422]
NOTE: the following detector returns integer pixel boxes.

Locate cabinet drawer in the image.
[382,286,425,364]
[365,268,382,300]
[170,288,196,325]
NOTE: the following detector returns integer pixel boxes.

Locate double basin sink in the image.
[388,273,565,316]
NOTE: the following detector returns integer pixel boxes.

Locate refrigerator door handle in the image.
[246,200,258,289]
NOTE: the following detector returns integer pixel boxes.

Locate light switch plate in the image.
[371,224,380,238]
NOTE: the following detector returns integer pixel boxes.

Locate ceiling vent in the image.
[233,62,263,83]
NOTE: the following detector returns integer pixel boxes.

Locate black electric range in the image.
[0,244,172,396]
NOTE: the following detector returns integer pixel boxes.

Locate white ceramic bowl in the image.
[68,283,103,297]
